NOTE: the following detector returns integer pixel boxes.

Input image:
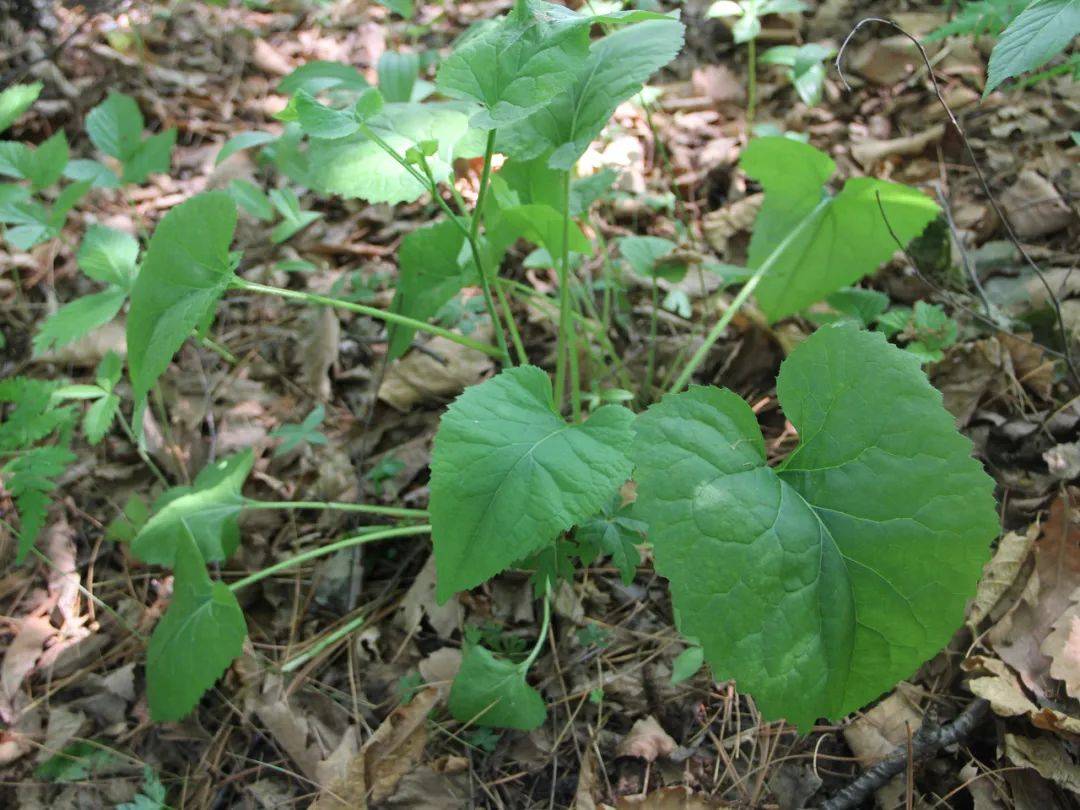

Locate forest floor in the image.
[1,0,1079,808]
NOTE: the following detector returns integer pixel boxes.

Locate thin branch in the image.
[819,699,990,810]
[836,18,1080,390]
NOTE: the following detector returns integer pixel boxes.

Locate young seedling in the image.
[83,92,176,185]
[706,0,809,123]
[759,42,836,106]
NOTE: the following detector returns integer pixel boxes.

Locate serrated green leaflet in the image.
[0,131,67,190]
[631,326,998,729]
[132,450,253,566]
[4,444,76,562]
[0,82,42,134]
[307,103,468,204]
[499,18,685,169]
[430,365,634,602]
[985,0,1080,95]
[126,191,237,423]
[78,225,140,288]
[86,92,175,183]
[33,287,128,356]
[448,644,547,729]
[387,218,471,360]
[146,528,246,722]
[435,0,591,129]
[741,137,939,321]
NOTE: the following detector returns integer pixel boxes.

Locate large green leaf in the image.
[126,191,237,420]
[986,0,1080,94]
[131,450,254,566]
[741,137,939,321]
[145,529,247,722]
[631,326,998,729]
[430,365,634,602]
[307,103,469,204]
[499,18,685,169]
[448,644,547,729]
[387,218,471,360]
[435,0,591,128]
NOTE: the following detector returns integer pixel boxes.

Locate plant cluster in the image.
[3,0,1003,734]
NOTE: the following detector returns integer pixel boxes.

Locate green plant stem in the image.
[115,409,169,487]
[231,278,503,359]
[245,500,428,519]
[462,130,512,365]
[521,584,552,672]
[643,279,660,403]
[747,37,758,127]
[358,121,512,366]
[228,525,432,593]
[496,280,529,365]
[668,197,829,393]
[194,331,237,364]
[555,171,581,420]
[282,612,366,673]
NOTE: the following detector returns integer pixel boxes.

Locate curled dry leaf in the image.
[1,616,54,722]
[398,554,464,640]
[964,655,1080,736]
[1003,733,1080,794]
[1001,171,1073,239]
[842,690,923,810]
[615,715,677,762]
[968,525,1038,627]
[378,324,495,412]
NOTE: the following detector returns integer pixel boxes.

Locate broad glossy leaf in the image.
[33,287,127,356]
[126,191,237,418]
[0,82,42,133]
[499,19,685,169]
[448,644,547,729]
[986,0,1080,94]
[742,137,939,321]
[78,224,139,288]
[430,365,634,602]
[631,326,998,729]
[387,218,470,360]
[145,529,247,722]
[308,103,468,204]
[435,0,591,129]
[132,450,254,566]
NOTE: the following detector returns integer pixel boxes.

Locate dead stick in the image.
[818,699,989,810]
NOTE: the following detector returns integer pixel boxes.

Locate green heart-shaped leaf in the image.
[631,325,998,730]
[430,365,634,602]
[448,644,547,729]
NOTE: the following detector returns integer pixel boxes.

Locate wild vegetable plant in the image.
[6,1,1001,733]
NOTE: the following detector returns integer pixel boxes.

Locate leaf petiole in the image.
[230,277,504,359]
[244,499,428,519]
[228,524,431,593]
[521,582,552,673]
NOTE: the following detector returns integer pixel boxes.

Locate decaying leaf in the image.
[968,525,1038,627]
[378,324,495,412]
[615,715,676,762]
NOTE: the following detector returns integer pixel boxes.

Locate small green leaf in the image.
[631,325,998,729]
[985,0,1080,95]
[33,287,127,356]
[378,51,422,103]
[216,131,277,165]
[282,91,360,140]
[228,179,274,221]
[448,644,547,729]
[575,501,644,585]
[63,158,121,189]
[86,92,144,161]
[146,528,247,722]
[132,450,254,566]
[34,740,116,782]
[376,0,414,18]
[270,405,328,457]
[126,191,237,422]
[430,365,635,602]
[84,392,120,445]
[121,128,176,184]
[0,82,42,133]
[78,224,140,289]
[268,187,322,243]
[278,60,370,95]
[741,137,939,321]
[3,443,76,562]
[387,218,470,359]
[670,645,705,685]
[28,130,69,190]
[619,235,682,280]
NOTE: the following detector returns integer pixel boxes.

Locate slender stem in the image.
[643,279,660,403]
[521,584,552,672]
[228,525,431,593]
[668,198,829,394]
[462,130,511,365]
[115,409,169,486]
[555,171,580,419]
[747,37,757,127]
[496,280,529,365]
[282,612,366,673]
[245,500,428,519]
[194,331,237,364]
[231,278,503,359]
